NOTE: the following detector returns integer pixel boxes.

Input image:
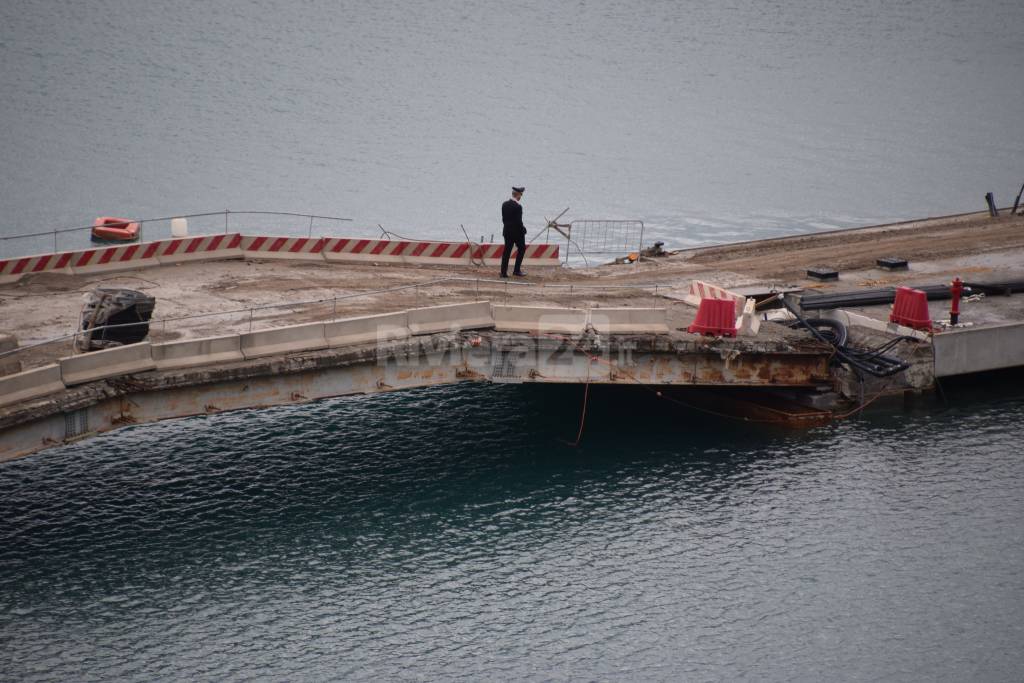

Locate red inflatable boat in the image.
[91,216,140,242]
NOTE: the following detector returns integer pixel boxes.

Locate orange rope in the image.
[544,333,791,425]
[830,381,893,419]
[541,331,895,426]
[573,382,591,446]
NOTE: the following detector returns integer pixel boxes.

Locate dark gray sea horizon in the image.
[2,1,1023,680]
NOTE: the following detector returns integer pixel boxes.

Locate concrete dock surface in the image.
[2,208,1022,369]
[3,207,1024,460]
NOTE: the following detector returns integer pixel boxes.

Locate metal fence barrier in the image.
[532,211,645,266]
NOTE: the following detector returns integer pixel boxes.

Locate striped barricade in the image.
[322,238,560,267]
[1,234,562,285]
[240,235,326,261]
[322,238,471,266]
[684,280,761,337]
[476,243,560,268]
[684,280,747,314]
[154,233,244,265]
[68,234,244,275]
[68,242,163,276]
[0,251,77,284]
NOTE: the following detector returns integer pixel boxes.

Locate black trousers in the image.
[500,231,526,275]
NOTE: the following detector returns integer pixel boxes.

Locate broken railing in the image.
[532,209,645,266]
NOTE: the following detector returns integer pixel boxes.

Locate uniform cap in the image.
[512,186,525,193]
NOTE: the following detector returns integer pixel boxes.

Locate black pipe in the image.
[781,298,911,378]
[986,192,999,217]
[800,280,1024,310]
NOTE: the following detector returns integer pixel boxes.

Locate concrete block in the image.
[0,333,20,376]
[325,311,410,348]
[933,322,1024,377]
[152,334,245,371]
[240,321,327,360]
[408,301,494,335]
[493,305,587,335]
[738,298,762,336]
[60,342,156,386]
[0,364,65,408]
[588,308,669,335]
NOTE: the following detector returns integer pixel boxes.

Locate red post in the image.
[950,277,963,325]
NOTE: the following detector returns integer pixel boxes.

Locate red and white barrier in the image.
[68,242,163,276]
[321,238,470,265]
[153,233,243,265]
[321,238,560,267]
[240,235,326,261]
[476,242,560,268]
[684,280,746,314]
[0,252,76,284]
[684,280,761,337]
[0,233,561,285]
[1,234,246,282]
[74,234,247,273]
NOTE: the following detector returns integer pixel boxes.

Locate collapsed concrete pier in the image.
[2,207,1023,461]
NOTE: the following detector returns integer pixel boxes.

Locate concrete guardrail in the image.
[408,301,494,335]
[0,364,66,408]
[493,305,588,335]
[152,334,246,371]
[240,321,328,360]
[60,342,157,386]
[1,300,682,407]
[588,308,669,335]
[324,311,410,347]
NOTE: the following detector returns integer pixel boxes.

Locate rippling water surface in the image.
[2,383,1024,680]
[1,0,1022,254]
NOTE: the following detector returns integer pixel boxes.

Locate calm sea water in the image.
[1,0,1022,253]
[2,383,1024,680]
[2,1,1024,680]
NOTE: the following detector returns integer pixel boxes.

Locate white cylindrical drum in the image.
[171,217,188,238]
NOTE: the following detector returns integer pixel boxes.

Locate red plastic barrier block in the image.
[890,286,932,330]
[687,298,738,337]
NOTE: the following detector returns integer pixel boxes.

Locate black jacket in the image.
[501,199,526,237]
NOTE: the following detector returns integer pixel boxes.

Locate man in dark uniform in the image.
[500,186,527,278]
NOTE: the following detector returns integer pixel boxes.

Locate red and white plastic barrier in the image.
[240,235,326,261]
[684,280,746,314]
[683,280,760,337]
